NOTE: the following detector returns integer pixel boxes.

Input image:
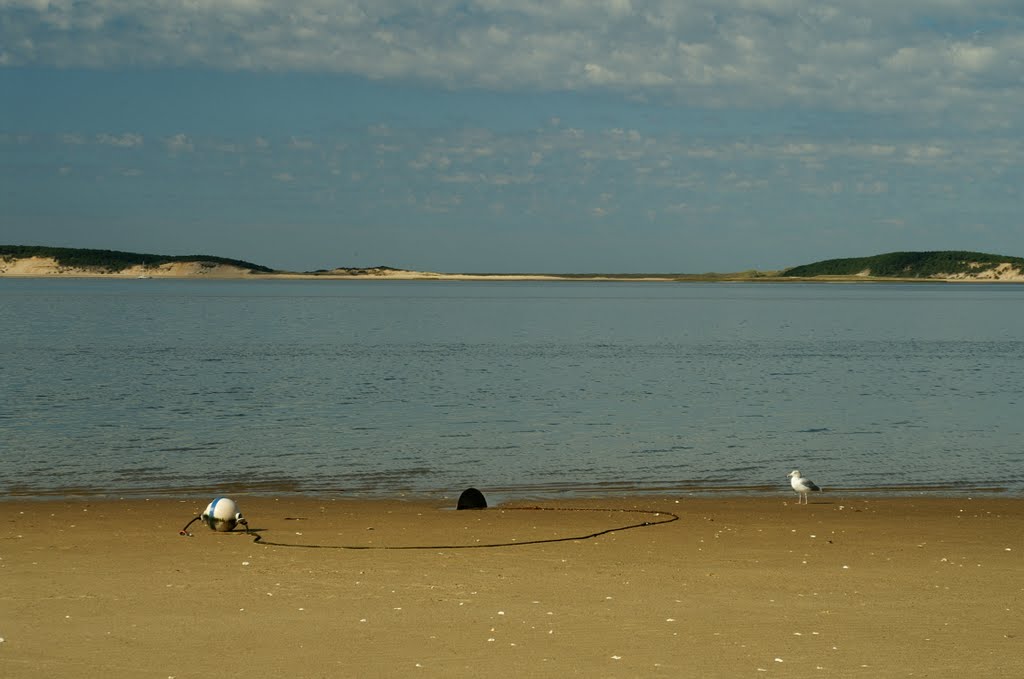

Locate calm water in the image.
[2,279,1023,499]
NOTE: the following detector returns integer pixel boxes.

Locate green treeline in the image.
[781,251,1024,278]
[0,245,274,273]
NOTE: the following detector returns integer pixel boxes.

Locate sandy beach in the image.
[2,494,1021,678]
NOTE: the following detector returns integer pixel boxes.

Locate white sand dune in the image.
[0,256,256,278]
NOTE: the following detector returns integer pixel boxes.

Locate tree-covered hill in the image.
[781,251,1024,278]
[0,245,274,273]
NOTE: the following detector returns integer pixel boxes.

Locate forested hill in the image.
[0,245,274,273]
[781,251,1024,278]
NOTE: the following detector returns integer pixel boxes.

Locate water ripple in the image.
[3,279,1024,498]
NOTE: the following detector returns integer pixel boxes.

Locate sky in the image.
[1,1,1022,273]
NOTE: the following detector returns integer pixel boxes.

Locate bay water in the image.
[2,278,1022,499]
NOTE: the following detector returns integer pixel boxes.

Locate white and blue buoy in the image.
[201,497,246,532]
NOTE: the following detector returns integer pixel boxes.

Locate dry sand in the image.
[2,495,1022,678]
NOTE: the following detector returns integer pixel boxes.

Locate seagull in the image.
[788,470,821,504]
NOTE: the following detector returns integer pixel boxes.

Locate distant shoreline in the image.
[4,270,1024,284]
[4,255,1024,282]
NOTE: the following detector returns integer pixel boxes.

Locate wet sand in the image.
[2,495,1021,677]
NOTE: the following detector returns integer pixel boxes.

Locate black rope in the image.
[179,515,202,536]
[246,506,679,550]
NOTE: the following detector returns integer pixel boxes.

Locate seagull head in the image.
[788,470,801,478]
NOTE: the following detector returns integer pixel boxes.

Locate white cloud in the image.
[0,1,1020,125]
[950,43,997,73]
[165,133,194,153]
[96,132,144,148]
[417,191,463,213]
[857,180,888,194]
[781,143,819,155]
[904,144,948,164]
[488,172,536,185]
[439,172,478,184]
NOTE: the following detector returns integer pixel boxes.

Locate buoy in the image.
[456,487,487,510]
[201,497,247,532]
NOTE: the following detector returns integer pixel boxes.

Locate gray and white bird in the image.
[787,469,821,504]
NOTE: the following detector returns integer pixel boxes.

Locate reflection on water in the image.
[2,279,1023,498]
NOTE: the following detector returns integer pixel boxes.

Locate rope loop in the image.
[245,505,679,550]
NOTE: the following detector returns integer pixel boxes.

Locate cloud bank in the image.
[3,0,1022,126]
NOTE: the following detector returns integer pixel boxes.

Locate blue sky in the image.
[2,1,1022,273]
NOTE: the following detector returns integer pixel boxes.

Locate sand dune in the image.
[0,256,256,278]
